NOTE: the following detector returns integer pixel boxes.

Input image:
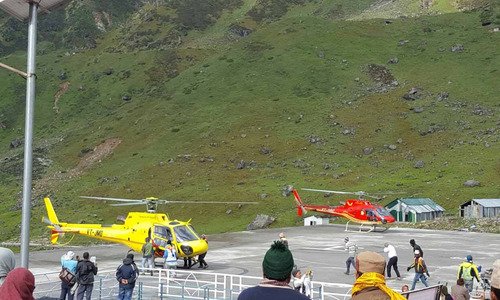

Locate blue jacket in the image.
[116,257,137,289]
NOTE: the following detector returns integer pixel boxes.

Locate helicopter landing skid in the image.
[344,221,388,233]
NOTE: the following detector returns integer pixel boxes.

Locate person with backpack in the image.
[344,237,358,275]
[163,240,178,277]
[141,237,154,276]
[116,253,138,300]
[407,250,430,290]
[60,250,78,300]
[458,255,481,292]
[75,252,98,300]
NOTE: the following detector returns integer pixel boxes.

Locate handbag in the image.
[59,267,76,285]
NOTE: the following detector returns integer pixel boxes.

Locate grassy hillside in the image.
[0,0,499,244]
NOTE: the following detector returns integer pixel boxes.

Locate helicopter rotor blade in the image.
[302,188,353,195]
[110,202,145,206]
[80,196,144,202]
[155,200,258,205]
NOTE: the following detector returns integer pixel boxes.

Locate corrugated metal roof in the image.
[386,198,445,213]
[472,199,500,208]
[0,0,66,20]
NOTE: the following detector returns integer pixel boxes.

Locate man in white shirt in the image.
[383,242,401,280]
[344,237,358,275]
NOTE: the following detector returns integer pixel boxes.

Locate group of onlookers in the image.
[2,233,500,300]
[236,234,500,300]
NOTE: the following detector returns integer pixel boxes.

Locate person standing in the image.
[237,241,309,300]
[344,237,358,275]
[0,247,16,286]
[450,278,470,300]
[75,252,98,300]
[407,250,430,290]
[278,232,289,249]
[141,237,154,275]
[383,243,401,280]
[60,250,78,300]
[163,240,178,277]
[409,239,423,257]
[457,255,481,292]
[351,251,406,300]
[198,234,208,269]
[116,253,138,300]
[490,259,500,300]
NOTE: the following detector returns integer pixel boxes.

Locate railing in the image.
[33,267,353,300]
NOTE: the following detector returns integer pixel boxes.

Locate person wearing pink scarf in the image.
[0,267,35,299]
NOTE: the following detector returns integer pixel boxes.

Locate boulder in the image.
[247,214,275,230]
[414,160,425,168]
[10,138,23,148]
[463,180,480,187]
[451,44,464,53]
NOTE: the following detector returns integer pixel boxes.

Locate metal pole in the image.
[20,1,38,268]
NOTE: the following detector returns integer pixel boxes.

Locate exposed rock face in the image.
[247,214,275,230]
[228,24,253,37]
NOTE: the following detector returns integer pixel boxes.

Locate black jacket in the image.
[76,259,98,285]
[116,257,137,289]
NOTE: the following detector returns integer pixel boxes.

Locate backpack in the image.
[462,265,473,280]
[59,267,76,285]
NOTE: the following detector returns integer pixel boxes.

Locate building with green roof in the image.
[385,198,445,223]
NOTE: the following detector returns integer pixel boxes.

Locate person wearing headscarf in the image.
[237,241,309,300]
[0,247,16,286]
[351,251,405,300]
[491,259,500,300]
[60,250,78,300]
[0,267,35,299]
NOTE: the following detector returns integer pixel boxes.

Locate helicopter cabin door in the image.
[152,225,173,249]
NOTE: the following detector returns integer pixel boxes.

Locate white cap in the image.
[63,250,75,260]
[414,250,420,255]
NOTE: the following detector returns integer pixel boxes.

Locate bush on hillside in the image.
[454,0,493,10]
[247,0,310,22]
[63,5,100,49]
[170,0,243,30]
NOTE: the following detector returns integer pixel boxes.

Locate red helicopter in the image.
[290,187,396,232]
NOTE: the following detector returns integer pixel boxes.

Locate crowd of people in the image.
[1,232,500,300]
[236,234,500,300]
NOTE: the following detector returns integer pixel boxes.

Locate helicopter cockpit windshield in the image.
[174,225,199,242]
[376,207,392,217]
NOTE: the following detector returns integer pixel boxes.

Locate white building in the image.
[304,216,329,226]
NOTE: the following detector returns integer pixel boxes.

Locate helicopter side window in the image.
[153,226,172,240]
[173,226,198,242]
[366,210,376,221]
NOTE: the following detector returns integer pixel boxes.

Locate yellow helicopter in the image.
[43,196,257,265]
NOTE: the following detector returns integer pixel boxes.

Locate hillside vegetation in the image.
[0,0,498,244]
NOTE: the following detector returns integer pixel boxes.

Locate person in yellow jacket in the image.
[458,255,481,292]
[351,251,406,300]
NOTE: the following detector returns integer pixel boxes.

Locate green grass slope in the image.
[0,0,498,244]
